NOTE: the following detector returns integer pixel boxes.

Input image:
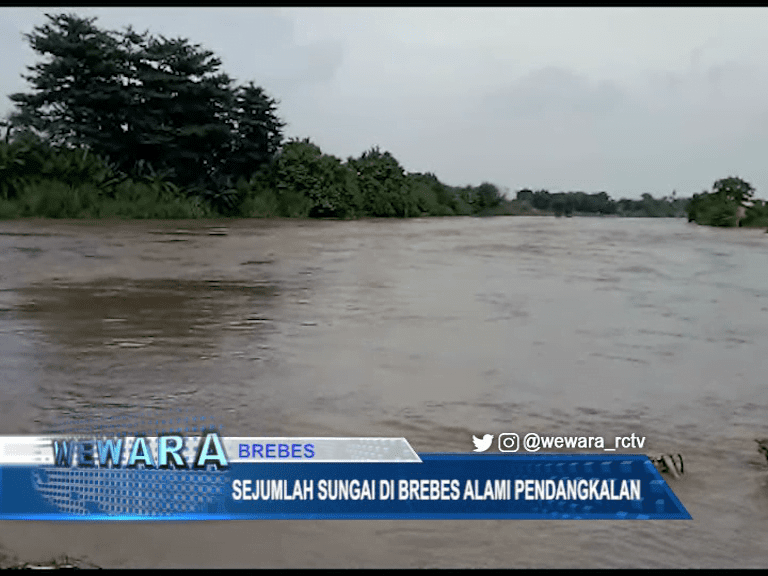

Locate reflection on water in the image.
[0,217,767,567]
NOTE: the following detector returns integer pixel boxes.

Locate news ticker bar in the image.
[0,436,691,520]
[0,436,421,465]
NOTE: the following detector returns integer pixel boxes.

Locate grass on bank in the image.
[0,180,211,219]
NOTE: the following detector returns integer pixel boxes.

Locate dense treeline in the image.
[2,12,760,227]
[0,130,510,218]
[1,13,511,219]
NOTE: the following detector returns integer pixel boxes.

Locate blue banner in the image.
[0,454,690,520]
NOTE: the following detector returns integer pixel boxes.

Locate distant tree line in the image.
[513,189,687,218]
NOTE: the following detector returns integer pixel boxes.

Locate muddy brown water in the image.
[0,216,767,568]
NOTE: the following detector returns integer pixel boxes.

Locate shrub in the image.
[741,201,768,228]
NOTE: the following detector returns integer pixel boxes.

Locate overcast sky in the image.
[2,7,768,199]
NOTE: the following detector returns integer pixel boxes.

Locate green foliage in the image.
[406,172,453,216]
[617,193,685,217]
[274,139,360,218]
[475,182,504,211]
[451,196,473,216]
[515,188,685,217]
[120,30,235,186]
[8,13,129,152]
[17,180,101,218]
[530,190,552,211]
[12,12,749,225]
[0,199,18,219]
[446,182,506,215]
[0,139,31,200]
[0,140,211,219]
[349,147,416,217]
[8,12,284,196]
[0,135,119,201]
[103,180,210,218]
[687,176,758,228]
[236,167,280,217]
[712,176,754,205]
[8,178,210,219]
[516,189,534,203]
[225,83,285,181]
[4,11,517,221]
[741,200,768,228]
[240,187,280,218]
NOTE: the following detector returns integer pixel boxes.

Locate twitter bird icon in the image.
[472,434,494,452]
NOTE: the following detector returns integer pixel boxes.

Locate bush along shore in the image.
[0,132,695,220]
[0,133,512,219]
[686,177,768,229]
[1,12,764,227]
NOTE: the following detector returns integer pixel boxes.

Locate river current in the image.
[0,216,766,567]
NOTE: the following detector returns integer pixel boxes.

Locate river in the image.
[0,216,766,567]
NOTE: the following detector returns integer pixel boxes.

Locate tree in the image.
[349,147,415,217]
[274,138,359,218]
[475,182,503,211]
[590,191,615,214]
[225,82,285,180]
[550,193,573,217]
[687,189,737,227]
[7,12,284,193]
[405,172,456,216]
[8,13,130,155]
[687,177,756,227]
[531,189,552,210]
[516,188,534,203]
[712,176,754,205]
[120,30,234,186]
